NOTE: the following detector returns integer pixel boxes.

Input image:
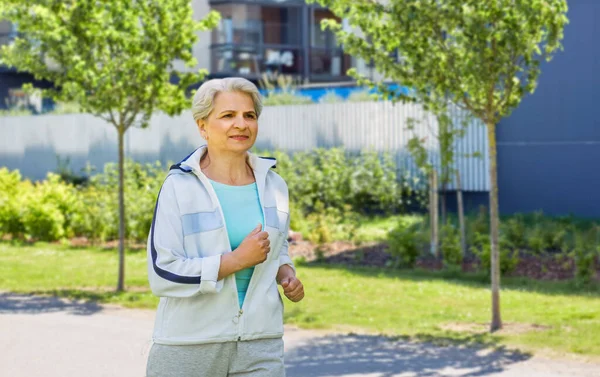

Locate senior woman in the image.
[146,77,304,377]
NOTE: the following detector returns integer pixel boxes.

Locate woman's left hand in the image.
[277,265,304,302]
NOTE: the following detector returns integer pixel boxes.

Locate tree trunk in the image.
[487,122,502,332]
[440,183,447,225]
[117,125,126,292]
[430,170,439,257]
[456,170,466,258]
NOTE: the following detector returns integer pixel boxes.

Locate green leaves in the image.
[0,0,220,129]
[310,0,568,125]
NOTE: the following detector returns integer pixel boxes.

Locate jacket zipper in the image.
[187,158,273,343]
[190,168,244,339]
[237,171,269,340]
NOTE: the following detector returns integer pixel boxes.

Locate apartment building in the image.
[0,1,371,110]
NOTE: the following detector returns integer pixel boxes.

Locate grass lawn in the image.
[1,242,600,358]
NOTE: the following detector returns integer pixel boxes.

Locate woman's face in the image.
[197,91,258,154]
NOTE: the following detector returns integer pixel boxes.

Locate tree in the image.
[313,0,568,331]
[406,109,472,258]
[0,0,219,292]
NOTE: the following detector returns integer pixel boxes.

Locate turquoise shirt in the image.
[208,179,264,308]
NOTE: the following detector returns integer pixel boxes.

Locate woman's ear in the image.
[197,119,208,140]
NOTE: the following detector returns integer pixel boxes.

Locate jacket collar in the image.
[175,145,276,175]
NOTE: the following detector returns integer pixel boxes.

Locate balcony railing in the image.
[212,20,301,46]
[211,45,303,76]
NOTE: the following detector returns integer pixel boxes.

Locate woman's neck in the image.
[199,147,255,185]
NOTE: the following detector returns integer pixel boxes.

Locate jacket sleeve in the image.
[147,177,224,297]
[278,237,296,274]
[278,192,296,274]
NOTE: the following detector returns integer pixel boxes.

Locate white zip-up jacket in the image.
[147,146,295,345]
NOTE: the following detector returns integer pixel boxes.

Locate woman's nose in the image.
[233,115,248,128]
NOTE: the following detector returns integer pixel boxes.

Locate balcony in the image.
[212,20,302,47]
[211,45,303,77]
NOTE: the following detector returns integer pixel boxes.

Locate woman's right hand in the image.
[234,224,270,269]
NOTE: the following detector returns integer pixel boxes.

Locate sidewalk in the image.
[0,293,598,377]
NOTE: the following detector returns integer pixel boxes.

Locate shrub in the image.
[467,205,489,246]
[503,215,527,249]
[88,159,164,242]
[473,233,519,276]
[70,186,114,243]
[22,200,66,241]
[258,148,416,216]
[16,174,80,241]
[440,222,463,268]
[303,202,359,245]
[318,91,345,104]
[0,168,26,238]
[259,73,313,106]
[527,219,571,254]
[387,217,426,268]
[571,227,599,286]
[350,150,402,214]
[347,89,378,102]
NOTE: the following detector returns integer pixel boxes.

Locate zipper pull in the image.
[232,309,243,324]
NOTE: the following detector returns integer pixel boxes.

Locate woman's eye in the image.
[223,114,233,118]
[245,114,256,119]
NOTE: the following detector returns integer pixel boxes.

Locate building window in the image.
[311,9,338,49]
[211,45,302,76]
[211,5,302,46]
[210,4,303,77]
[209,4,353,80]
[309,48,352,77]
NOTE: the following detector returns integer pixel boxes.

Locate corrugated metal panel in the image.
[257,102,489,191]
[0,101,489,190]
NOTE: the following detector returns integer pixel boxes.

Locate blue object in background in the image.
[260,83,408,102]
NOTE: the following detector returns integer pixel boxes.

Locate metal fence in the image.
[0,101,489,191]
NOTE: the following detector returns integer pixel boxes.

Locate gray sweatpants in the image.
[146,338,285,377]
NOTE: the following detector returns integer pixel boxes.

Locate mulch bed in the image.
[288,240,600,282]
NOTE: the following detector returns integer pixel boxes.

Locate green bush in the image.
[503,215,527,249]
[88,159,164,242]
[571,227,599,286]
[70,186,114,243]
[473,233,519,276]
[523,211,573,254]
[258,148,416,216]
[440,222,463,268]
[387,217,426,268]
[318,91,345,104]
[16,173,80,241]
[347,90,378,102]
[350,150,402,214]
[303,202,359,245]
[467,205,489,246]
[22,200,66,241]
[0,168,26,238]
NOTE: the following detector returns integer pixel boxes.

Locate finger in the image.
[250,224,262,235]
[280,279,290,289]
[263,239,270,248]
[286,283,303,297]
[258,231,269,240]
[289,290,304,302]
[283,279,299,293]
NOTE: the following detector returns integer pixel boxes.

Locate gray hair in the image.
[191,77,263,122]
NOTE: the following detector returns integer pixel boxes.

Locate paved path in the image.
[1,293,598,377]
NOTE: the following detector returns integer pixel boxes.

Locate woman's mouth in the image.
[230,135,249,141]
